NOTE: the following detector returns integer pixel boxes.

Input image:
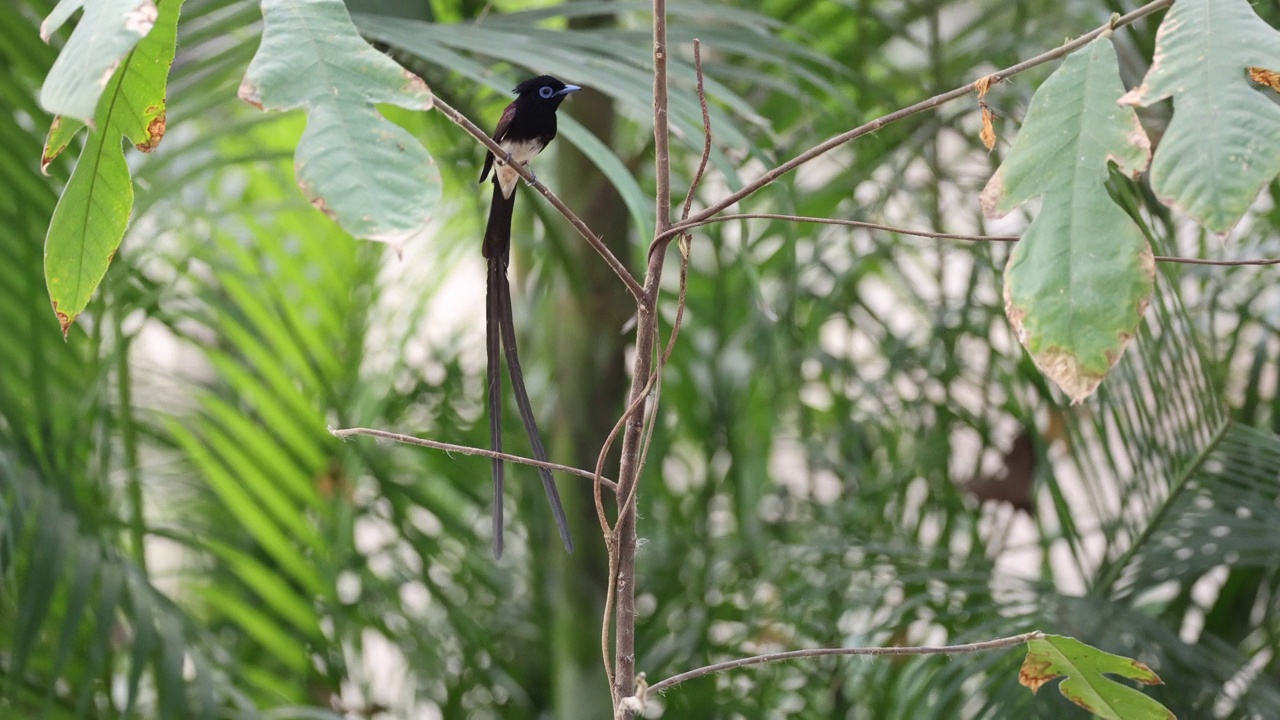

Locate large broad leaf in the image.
[981,37,1154,404]
[39,0,159,122]
[1020,635,1172,720]
[239,0,441,250]
[42,0,181,335]
[1118,0,1280,235]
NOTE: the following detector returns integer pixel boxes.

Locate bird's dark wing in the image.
[479,101,518,184]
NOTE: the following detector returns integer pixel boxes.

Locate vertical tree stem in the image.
[611,0,671,714]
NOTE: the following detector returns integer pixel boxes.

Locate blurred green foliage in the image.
[3,1,1280,718]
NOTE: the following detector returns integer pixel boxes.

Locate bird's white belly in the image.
[495,137,545,197]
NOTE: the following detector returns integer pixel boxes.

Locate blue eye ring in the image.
[539,86,554,99]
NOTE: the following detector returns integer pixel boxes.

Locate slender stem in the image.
[664,213,1280,266]
[595,373,657,536]
[647,631,1044,695]
[602,543,619,696]
[610,211,662,720]
[652,6,672,233]
[667,213,1019,244]
[650,0,1176,250]
[596,353,658,698]
[429,95,646,302]
[610,2,672,714]
[1153,255,1280,267]
[330,426,618,492]
[678,40,712,228]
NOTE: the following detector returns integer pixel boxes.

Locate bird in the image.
[479,75,580,558]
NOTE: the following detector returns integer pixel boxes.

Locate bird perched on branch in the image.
[479,75,580,558]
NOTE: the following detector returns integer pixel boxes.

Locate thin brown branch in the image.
[602,60,705,696]
[652,9,673,237]
[666,213,1280,266]
[659,38,711,364]
[624,335,659,529]
[596,54,711,703]
[669,213,1018,243]
[646,631,1044,696]
[595,372,657,536]
[650,0,1176,249]
[597,367,657,701]
[677,40,713,231]
[663,245,692,367]
[1154,255,1280,267]
[429,95,645,302]
[330,426,617,492]
[601,543,619,696]
[591,367,658,720]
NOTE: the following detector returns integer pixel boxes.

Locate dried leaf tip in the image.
[1248,66,1280,92]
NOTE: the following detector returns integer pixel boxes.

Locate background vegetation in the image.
[3,0,1280,718]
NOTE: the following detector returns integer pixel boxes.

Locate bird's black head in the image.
[477,75,581,187]
[512,75,581,110]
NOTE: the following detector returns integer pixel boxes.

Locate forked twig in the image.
[662,213,1280,266]
[330,426,617,491]
[646,631,1044,695]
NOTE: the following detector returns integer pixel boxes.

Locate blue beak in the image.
[557,85,582,96]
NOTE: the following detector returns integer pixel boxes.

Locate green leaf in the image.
[77,563,123,716]
[168,420,325,597]
[981,37,1154,404]
[124,575,158,718]
[39,0,158,122]
[559,115,654,238]
[203,584,311,673]
[44,124,130,335]
[44,0,181,334]
[1020,635,1173,720]
[41,114,86,171]
[155,614,189,718]
[43,544,97,714]
[198,537,324,640]
[239,0,441,249]
[10,507,70,689]
[1118,0,1280,234]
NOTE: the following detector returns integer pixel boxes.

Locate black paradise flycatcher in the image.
[479,75,580,558]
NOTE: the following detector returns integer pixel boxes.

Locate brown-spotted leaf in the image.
[1021,635,1173,720]
[1118,0,1280,234]
[240,0,441,250]
[981,36,1153,403]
